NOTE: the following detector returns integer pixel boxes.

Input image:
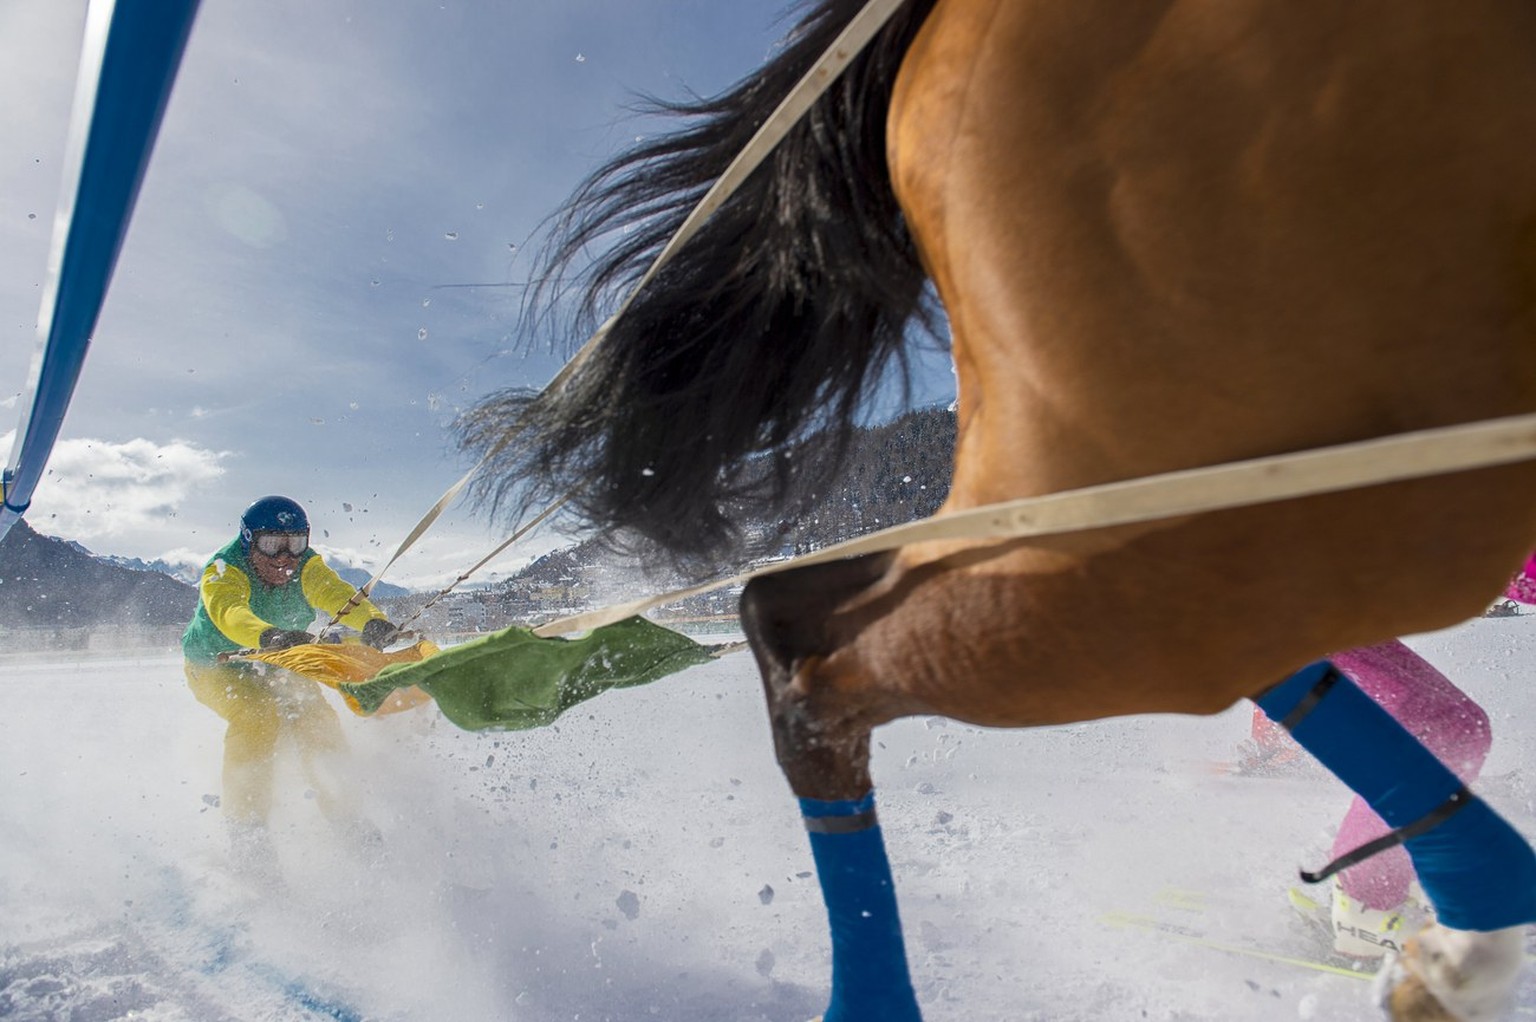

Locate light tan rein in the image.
[533,412,1536,637]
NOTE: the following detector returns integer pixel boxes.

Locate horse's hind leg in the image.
[741,554,923,1022]
[1257,663,1536,1021]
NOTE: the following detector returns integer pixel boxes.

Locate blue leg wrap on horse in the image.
[801,792,922,1022]
[1257,661,1536,931]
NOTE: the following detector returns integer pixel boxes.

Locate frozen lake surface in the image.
[2,615,1534,1020]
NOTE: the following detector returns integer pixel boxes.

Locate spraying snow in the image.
[2,617,1533,1020]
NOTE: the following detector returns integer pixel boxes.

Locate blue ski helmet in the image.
[240,495,310,549]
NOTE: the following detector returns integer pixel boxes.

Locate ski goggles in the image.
[253,531,308,557]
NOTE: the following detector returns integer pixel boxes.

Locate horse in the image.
[460,1,1536,1017]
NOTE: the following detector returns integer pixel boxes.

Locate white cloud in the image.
[26,435,227,540]
[154,546,212,572]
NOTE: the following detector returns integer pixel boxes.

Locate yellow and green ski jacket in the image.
[181,536,385,664]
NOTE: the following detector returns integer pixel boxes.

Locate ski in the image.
[1100,908,1374,981]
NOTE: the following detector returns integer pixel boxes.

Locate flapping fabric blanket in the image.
[333,616,715,732]
[242,640,440,716]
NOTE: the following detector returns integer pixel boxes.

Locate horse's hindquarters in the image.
[874,0,1536,721]
[890,0,1536,491]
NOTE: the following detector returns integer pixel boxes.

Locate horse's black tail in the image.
[458,0,941,573]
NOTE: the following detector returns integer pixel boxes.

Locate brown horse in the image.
[462,2,1536,1017]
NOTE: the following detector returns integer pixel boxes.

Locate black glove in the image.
[259,627,314,650]
[361,618,400,650]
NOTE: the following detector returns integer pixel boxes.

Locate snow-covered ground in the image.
[2,615,1534,1021]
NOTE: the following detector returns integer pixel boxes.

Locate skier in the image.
[1251,556,1536,957]
[180,495,401,870]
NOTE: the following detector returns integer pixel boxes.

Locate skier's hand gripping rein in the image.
[361,618,401,650]
[259,628,314,651]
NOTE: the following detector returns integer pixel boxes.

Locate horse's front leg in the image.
[742,553,924,1022]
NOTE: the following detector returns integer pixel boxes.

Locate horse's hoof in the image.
[1372,923,1524,1021]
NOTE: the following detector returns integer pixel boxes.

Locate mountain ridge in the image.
[0,519,198,634]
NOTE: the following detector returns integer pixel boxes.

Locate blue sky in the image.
[1,0,954,589]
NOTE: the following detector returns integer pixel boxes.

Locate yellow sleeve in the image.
[300,556,385,630]
[200,559,275,649]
